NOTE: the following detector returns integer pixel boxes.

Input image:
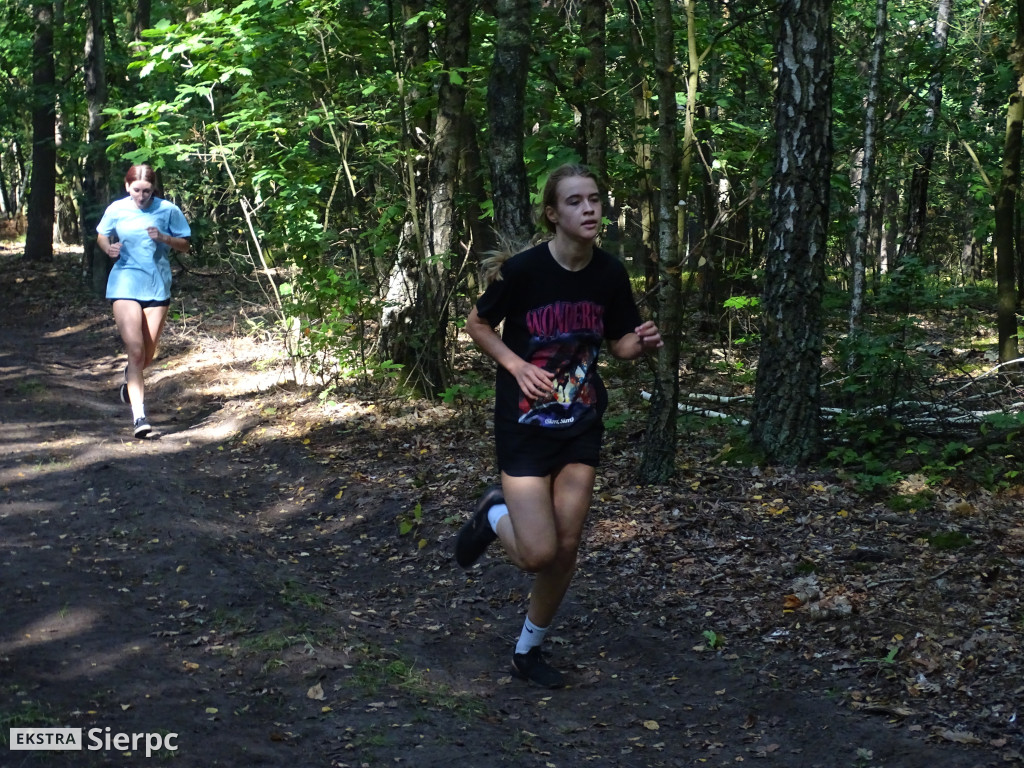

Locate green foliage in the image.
[280,260,379,385]
[859,643,900,667]
[397,502,423,537]
[825,261,1022,493]
[0,695,58,746]
[702,629,725,650]
[350,647,483,716]
[927,530,973,551]
[710,433,765,467]
[886,489,935,513]
[98,0,400,383]
[721,294,760,349]
[439,377,494,406]
[1,0,1017,425]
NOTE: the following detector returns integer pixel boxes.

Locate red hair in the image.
[124,164,157,186]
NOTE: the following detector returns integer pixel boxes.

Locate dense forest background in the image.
[1,0,1021,485]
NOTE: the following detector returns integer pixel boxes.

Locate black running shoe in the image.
[512,647,564,689]
[119,366,130,405]
[133,417,151,439]
[454,485,503,568]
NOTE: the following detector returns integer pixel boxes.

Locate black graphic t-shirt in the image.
[475,243,642,436]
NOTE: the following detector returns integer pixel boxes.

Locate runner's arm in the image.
[608,320,663,360]
[466,307,554,400]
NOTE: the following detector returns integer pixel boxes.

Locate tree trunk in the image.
[378,0,457,397]
[995,0,1023,364]
[637,0,680,484]
[895,0,951,266]
[878,179,898,276]
[751,0,833,466]
[627,0,655,277]
[24,2,57,264]
[848,0,886,339]
[577,0,607,177]
[422,0,473,385]
[132,0,151,45]
[486,0,532,244]
[82,0,110,295]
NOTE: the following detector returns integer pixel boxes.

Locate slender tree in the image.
[132,0,151,44]
[577,0,608,177]
[379,0,450,395]
[24,1,56,264]
[638,0,680,483]
[82,0,109,295]
[424,0,473,374]
[895,0,951,266]
[994,0,1023,364]
[487,0,532,244]
[751,0,833,465]
[626,0,656,271]
[848,0,887,339]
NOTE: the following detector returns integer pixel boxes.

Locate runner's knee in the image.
[518,541,559,573]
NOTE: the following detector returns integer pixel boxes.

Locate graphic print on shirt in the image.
[518,300,604,428]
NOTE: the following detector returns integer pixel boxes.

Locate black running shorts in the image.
[495,421,603,477]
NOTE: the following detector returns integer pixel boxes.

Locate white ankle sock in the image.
[132,403,147,421]
[515,617,548,655]
[487,503,509,533]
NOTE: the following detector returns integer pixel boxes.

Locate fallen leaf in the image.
[307,683,326,701]
[936,729,983,745]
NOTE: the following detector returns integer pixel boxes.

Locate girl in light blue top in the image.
[97,164,191,438]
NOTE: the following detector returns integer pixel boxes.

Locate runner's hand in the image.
[512,359,556,400]
[636,321,663,350]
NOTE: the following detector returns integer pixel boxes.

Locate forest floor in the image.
[1,243,1022,768]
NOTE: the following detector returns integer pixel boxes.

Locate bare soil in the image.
[1,245,1020,768]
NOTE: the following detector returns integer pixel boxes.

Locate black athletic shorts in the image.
[495,421,603,477]
[109,298,171,309]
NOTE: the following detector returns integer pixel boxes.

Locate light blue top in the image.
[98,196,191,301]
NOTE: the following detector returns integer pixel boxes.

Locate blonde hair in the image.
[480,233,532,286]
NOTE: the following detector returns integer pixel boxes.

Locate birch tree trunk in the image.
[751,0,833,466]
[378,0,472,397]
[423,0,473,377]
[848,0,886,339]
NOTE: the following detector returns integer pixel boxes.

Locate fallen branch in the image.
[867,564,957,589]
[640,391,750,426]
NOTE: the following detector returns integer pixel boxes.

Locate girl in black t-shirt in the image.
[455,163,662,688]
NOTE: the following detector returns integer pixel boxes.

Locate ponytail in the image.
[480,232,550,287]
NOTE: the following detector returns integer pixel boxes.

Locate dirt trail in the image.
[0,250,1006,767]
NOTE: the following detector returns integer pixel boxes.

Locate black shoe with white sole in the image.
[454,485,503,568]
[512,647,564,689]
